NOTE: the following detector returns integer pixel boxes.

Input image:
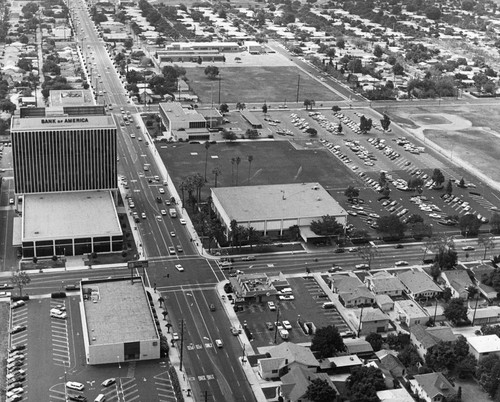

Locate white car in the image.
[160,210,167,216]
[172,333,180,341]
[159,188,165,194]
[282,320,292,330]
[279,295,295,301]
[102,378,116,387]
[215,339,223,348]
[141,212,146,219]
[462,246,475,251]
[395,261,409,266]
[175,264,184,272]
[50,311,67,320]
[179,218,186,225]
[267,301,276,311]
[66,381,85,391]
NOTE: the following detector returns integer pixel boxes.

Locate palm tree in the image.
[247,155,254,184]
[212,166,221,187]
[203,141,210,182]
[478,234,495,260]
[230,219,238,249]
[192,173,204,204]
[235,156,241,186]
[231,157,236,185]
[236,102,246,111]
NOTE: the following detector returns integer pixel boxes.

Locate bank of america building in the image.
[11,106,122,258]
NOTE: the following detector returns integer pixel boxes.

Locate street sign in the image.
[127,260,148,269]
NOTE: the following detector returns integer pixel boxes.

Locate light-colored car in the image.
[141,212,146,219]
[179,218,186,225]
[175,264,184,272]
[172,333,180,341]
[159,188,165,194]
[170,231,176,237]
[395,261,409,266]
[9,198,14,205]
[279,295,295,301]
[215,339,223,348]
[102,378,116,387]
[282,320,292,330]
[50,310,67,320]
[267,301,276,311]
[161,210,167,216]
[462,246,475,251]
[168,246,176,254]
[66,381,85,391]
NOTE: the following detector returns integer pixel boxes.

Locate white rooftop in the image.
[23,191,121,241]
[468,335,500,354]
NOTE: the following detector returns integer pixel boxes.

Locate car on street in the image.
[230,327,240,336]
[175,264,184,272]
[179,218,186,225]
[66,381,85,391]
[159,188,165,194]
[176,245,183,252]
[329,266,343,272]
[215,339,223,348]
[172,333,180,341]
[462,246,475,251]
[9,198,14,205]
[241,256,256,261]
[394,244,404,249]
[334,248,345,253]
[161,210,167,216]
[170,231,176,237]
[10,326,26,335]
[267,301,276,311]
[395,261,409,266]
[102,378,116,387]
[355,264,370,270]
[168,246,176,254]
[141,212,146,219]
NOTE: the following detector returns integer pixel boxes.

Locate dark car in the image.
[334,248,345,253]
[394,244,404,249]
[209,304,216,312]
[67,394,87,402]
[8,345,26,353]
[10,325,26,334]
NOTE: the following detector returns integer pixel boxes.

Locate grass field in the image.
[157,140,358,201]
[383,104,500,182]
[185,66,345,104]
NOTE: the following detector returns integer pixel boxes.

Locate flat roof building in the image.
[13,191,122,257]
[80,277,160,365]
[467,335,500,362]
[49,89,95,107]
[159,102,212,141]
[211,183,347,239]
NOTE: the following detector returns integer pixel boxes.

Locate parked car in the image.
[10,326,26,335]
[102,378,116,387]
[66,382,85,391]
[267,301,276,311]
[215,339,223,348]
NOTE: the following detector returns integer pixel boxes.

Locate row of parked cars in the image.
[7,299,27,402]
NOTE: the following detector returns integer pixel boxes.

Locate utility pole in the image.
[218,73,221,105]
[471,294,480,326]
[295,74,300,103]
[179,319,185,371]
[357,306,364,337]
[274,304,280,344]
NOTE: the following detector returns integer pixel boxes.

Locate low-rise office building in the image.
[80,277,160,365]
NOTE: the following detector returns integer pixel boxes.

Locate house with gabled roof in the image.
[257,342,319,380]
[410,372,456,402]
[397,270,442,300]
[280,365,338,402]
[441,270,474,299]
[365,272,405,297]
[410,324,456,359]
[351,307,391,336]
[330,275,376,308]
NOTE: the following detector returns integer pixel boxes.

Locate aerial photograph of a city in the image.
[3,0,500,401]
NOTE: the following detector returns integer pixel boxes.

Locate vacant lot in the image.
[157,140,359,201]
[185,66,344,104]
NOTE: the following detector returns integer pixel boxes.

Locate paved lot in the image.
[236,275,350,349]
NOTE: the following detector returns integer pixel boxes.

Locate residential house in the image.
[330,275,376,308]
[467,335,500,362]
[410,324,456,359]
[328,355,363,373]
[378,353,407,379]
[468,306,500,325]
[410,372,457,402]
[343,338,374,358]
[258,342,319,380]
[352,307,390,336]
[441,270,474,299]
[398,271,442,300]
[365,272,405,297]
[395,300,429,328]
[280,365,338,402]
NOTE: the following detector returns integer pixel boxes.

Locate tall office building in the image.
[11,107,117,194]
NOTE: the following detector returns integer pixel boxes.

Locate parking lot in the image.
[6,296,177,402]
[236,276,350,349]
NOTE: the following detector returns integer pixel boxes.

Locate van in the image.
[279,328,289,340]
[95,394,106,402]
[322,302,335,309]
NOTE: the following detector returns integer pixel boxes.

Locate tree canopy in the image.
[310,325,345,358]
[304,378,337,402]
[377,215,406,240]
[310,215,344,238]
[346,366,386,402]
[443,298,468,324]
[204,65,219,79]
